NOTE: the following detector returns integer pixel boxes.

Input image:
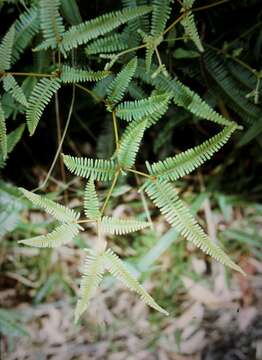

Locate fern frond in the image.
[151,0,172,36]
[181,12,204,52]
[18,223,80,248]
[107,57,137,105]
[61,5,152,52]
[3,75,28,107]
[104,248,168,315]
[145,180,244,274]
[60,65,109,83]
[84,178,101,220]
[146,124,237,181]
[116,92,171,122]
[86,33,129,55]
[0,102,7,160]
[12,6,39,64]
[6,123,25,155]
[39,0,65,49]
[26,78,61,136]
[75,250,105,323]
[101,216,149,235]
[0,25,15,71]
[19,188,80,223]
[118,118,147,168]
[63,155,116,181]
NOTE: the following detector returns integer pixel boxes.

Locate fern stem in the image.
[193,0,233,12]
[127,168,154,180]
[75,83,103,103]
[112,110,119,153]
[77,219,94,224]
[135,173,154,230]
[0,71,56,78]
[162,12,187,36]
[114,44,146,60]
[101,171,120,215]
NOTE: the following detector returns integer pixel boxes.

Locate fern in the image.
[181,11,204,52]
[63,155,116,181]
[101,216,149,235]
[61,5,152,52]
[19,188,80,223]
[26,78,61,136]
[0,124,25,169]
[0,101,7,159]
[39,0,65,49]
[145,180,244,274]
[86,33,129,55]
[146,124,237,181]
[3,74,28,107]
[115,92,171,122]
[151,0,171,37]
[0,25,15,71]
[12,6,39,64]
[118,118,147,168]
[75,250,105,323]
[84,178,101,220]
[60,65,110,83]
[106,57,137,105]
[18,223,80,248]
[104,248,168,315]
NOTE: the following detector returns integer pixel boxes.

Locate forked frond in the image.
[101,216,150,235]
[118,118,147,168]
[146,124,237,181]
[19,188,80,223]
[26,78,61,135]
[115,92,171,122]
[181,11,204,52]
[0,25,15,71]
[18,223,80,248]
[75,250,105,323]
[3,75,28,107]
[39,0,65,49]
[145,180,244,274]
[63,154,116,181]
[12,6,39,64]
[86,33,129,55]
[151,0,172,36]
[84,178,101,220]
[61,5,152,52]
[106,57,137,105]
[104,248,169,315]
[60,65,110,83]
[0,102,7,160]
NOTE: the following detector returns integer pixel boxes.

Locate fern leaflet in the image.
[86,33,129,55]
[0,102,7,160]
[3,75,28,107]
[84,178,101,220]
[151,0,171,37]
[145,180,244,274]
[63,155,116,181]
[181,12,204,52]
[101,216,149,235]
[60,65,110,83]
[0,25,15,71]
[26,78,61,136]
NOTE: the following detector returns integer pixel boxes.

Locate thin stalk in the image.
[112,110,119,152]
[193,0,233,12]
[162,12,187,36]
[77,219,94,224]
[75,83,103,103]
[0,71,55,78]
[135,174,154,230]
[127,168,155,180]
[100,171,120,215]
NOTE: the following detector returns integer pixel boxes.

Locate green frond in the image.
[75,250,105,323]
[61,5,152,52]
[3,75,28,107]
[107,57,137,105]
[84,178,101,220]
[60,65,110,83]
[128,81,147,99]
[116,92,171,122]
[0,102,7,160]
[26,78,61,136]
[145,46,154,73]
[19,188,80,223]
[63,154,116,181]
[101,216,149,235]
[86,33,129,55]
[6,124,25,154]
[39,0,65,49]
[151,0,172,36]
[145,180,244,274]
[12,6,39,64]
[146,124,237,181]
[104,248,168,315]
[118,118,147,168]
[0,25,15,71]
[18,223,80,248]
[181,12,204,52]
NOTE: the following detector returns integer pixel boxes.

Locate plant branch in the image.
[101,171,120,215]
